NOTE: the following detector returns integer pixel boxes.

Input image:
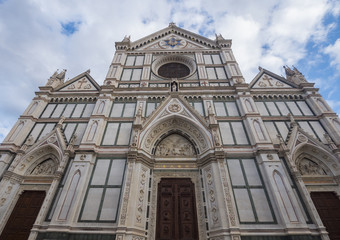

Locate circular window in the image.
[152,55,196,79]
[158,63,190,78]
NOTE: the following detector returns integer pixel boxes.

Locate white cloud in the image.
[324,38,340,71]
[0,0,339,141]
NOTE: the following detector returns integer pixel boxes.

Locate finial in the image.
[122,35,131,42]
[258,66,263,71]
[215,33,225,41]
[169,22,176,27]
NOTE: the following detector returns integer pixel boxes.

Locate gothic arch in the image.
[292,143,339,177]
[139,116,213,155]
[13,144,62,176]
[25,155,58,177]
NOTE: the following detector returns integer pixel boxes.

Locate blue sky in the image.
[0,0,340,142]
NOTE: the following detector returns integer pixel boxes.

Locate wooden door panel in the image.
[311,192,340,240]
[0,191,46,240]
[156,178,198,240]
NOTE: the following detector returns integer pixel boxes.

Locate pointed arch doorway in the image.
[156,178,198,240]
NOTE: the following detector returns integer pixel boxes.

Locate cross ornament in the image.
[262,75,273,86]
[77,78,88,89]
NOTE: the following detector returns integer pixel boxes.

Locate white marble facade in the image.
[0,23,339,240]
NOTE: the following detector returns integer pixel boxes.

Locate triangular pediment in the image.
[138,94,213,155]
[25,127,68,155]
[285,123,340,177]
[286,123,332,157]
[250,68,298,89]
[56,71,101,92]
[118,24,227,52]
[143,94,209,130]
[137,34,211,51]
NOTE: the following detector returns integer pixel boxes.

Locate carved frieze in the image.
[155,134,196,156]
[30,159,56,176]
[144,118,208,153]
[298,159,327,176]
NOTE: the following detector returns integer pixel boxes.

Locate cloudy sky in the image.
[0,0,340,142]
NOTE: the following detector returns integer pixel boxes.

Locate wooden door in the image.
[311,192,340,240]
[156,178,198,240]
[0,191,46,240]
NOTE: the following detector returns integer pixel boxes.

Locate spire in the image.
[215,33,225,41]
[56,69,66,81]
[283,65,307,85]
[122,35,130,42]
[46,69,67,88]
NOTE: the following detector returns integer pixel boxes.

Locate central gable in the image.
[137,34,212,51]
[122,24,224,52]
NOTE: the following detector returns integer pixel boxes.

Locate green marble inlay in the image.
[37,232,115,240]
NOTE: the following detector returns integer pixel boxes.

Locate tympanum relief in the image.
[155,134,196,157]
[30,159,56,176]
[298,159,327,176]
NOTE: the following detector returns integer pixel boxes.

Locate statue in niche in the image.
[155,134,196,156]
[31,159,56,176]
[298,158,327,176]
[171,80,178,92]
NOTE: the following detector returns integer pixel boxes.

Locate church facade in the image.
[0,23,339,240]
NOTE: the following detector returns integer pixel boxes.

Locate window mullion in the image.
[114,123,122,145]
[59,104,67,117]
[240,159,259,222]
[295,101,305,116]
[273,102,283,116]
[96,159,113,221]
[224,102,229,116]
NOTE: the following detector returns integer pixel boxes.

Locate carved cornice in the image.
[2,171,24,184]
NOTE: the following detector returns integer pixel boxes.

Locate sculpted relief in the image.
[30,159,57,176]
[298,159,327,176]
[155,134,196,157]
